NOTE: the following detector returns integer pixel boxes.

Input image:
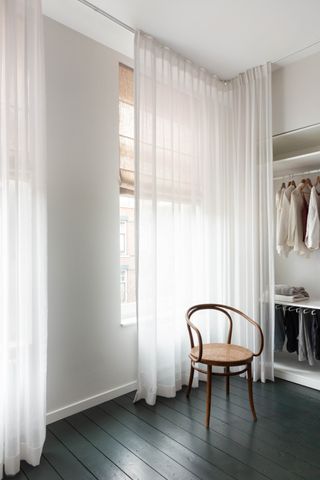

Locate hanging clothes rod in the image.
[274,168,320,181]
[275,304,318,314]
[76,0,135,33]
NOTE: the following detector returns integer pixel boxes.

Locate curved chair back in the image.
[186,303,264,362]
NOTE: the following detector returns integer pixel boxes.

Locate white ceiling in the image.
[43,0,320,79]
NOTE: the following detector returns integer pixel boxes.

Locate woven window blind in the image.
[119,63,134,195]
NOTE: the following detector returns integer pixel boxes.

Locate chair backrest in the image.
[186,303,264,362]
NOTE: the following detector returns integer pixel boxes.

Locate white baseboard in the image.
[275,368,320,391]
[46,380,137,425]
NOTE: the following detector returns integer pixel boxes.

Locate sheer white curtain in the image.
[134,31,274,405]
[209,68,274,382]
[0,0,47,477]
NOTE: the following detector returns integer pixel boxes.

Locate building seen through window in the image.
[119,63,136,322]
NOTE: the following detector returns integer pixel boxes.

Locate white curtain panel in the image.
[0,0,47,477]
[211,69,275,383]
[134,31,274,405]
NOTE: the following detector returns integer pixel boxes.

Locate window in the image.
[120,220,127,255]
[119,63,136,325]
[120,269,128,303]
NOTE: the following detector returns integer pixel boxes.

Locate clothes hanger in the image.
[305,178,313,188]
[298,178,305,189]
[288,179,296,187]
[299,178,312,196]
[287,174,296,187]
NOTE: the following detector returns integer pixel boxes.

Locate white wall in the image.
[42,0,134,60]
[44,17,137,421]
[272,51,320,135]
[272,52,320,296]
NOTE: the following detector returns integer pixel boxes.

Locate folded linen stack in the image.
[275,284,309,302]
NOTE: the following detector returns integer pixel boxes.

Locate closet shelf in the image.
[273,150,320,176]
[275,297,320,309]
[273,122,320,158]
[275,352,320,391]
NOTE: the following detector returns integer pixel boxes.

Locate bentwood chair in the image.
[186,304,264,428]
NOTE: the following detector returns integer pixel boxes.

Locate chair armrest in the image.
[186,314,203,362]
[252,322,264,357]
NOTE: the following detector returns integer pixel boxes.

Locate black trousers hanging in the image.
[284,309,299,353]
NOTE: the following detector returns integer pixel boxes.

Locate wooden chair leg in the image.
[247,363,257,421]
[205,365,212,428]
[225,366,230,395]
[186,363,194,398]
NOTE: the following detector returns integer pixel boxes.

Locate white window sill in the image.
[121,317,137,327]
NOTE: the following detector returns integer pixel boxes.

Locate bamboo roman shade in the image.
[119,63,134,195]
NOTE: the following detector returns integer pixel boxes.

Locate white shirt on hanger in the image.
[276,184,295,256]
[305,186,320,249]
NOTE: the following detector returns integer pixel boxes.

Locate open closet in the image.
[273,122,320,390]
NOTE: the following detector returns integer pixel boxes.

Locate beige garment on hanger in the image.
[287,183,310,255]
[305,186,320,249]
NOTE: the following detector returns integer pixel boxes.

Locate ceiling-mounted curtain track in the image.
[272,38,320,64]
[76,0,135,33]
[76,0,320,68]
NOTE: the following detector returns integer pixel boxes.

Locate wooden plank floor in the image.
[6,376,320,480]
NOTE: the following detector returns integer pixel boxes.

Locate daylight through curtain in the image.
[0,0,47,476]
[134,31,273,405]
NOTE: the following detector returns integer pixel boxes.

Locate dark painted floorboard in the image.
[116,394,301,480]
[4,471,28,480]
[5,377,320,480]
[21,457,63,480]
[49,420,130,480]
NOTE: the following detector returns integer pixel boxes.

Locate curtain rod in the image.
[274,168,320,181]
[77,0,320,64]
[272,39,320,65]
[76,0,135,33]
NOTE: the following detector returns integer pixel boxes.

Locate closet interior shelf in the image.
[273,152,320,176]
[275,298,320,309]
[273,122,320,176]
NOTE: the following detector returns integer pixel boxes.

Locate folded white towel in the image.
[274,294,309,303]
